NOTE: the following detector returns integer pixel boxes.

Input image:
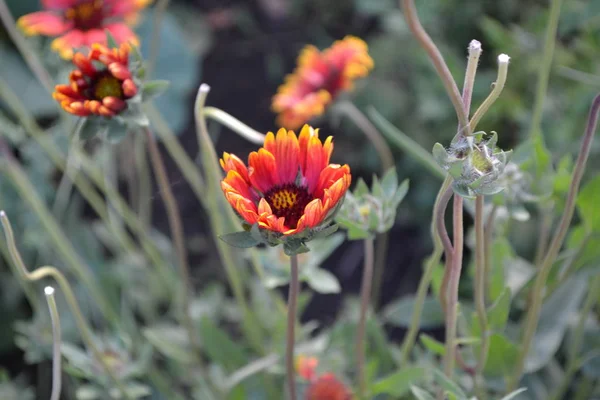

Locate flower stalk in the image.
[286,255,300,400]
[0,212,132,400]
[357,237,375,397]
[509,92,600,390]
[474,195,490,396]
[44,286,62,400]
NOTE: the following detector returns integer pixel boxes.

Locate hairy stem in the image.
[204,107,266,145]
[484,204,498,297]
[286,255,300,400]
[44,287,62,400]
[474,195,489,397]
[357,238,375,397]
[509,93,600,389]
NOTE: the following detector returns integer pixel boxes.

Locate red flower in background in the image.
[220,125,351,236]
[305,373,352,400]
[18,0,150,59]
[296,355,319,381]
[53,42,137,117]
[272,36,374,129]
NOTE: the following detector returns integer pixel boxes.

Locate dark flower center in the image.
[66,0,105,30]
[93,73,123,100]
[264,183,312,229]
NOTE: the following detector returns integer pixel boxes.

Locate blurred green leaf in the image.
[143,325,195,364]
[141,80,171,103]
[411,386,436,400]
[484,333,519,377]
[305,268,341,294]
[577,174,600,232]
[419,333,445,356]
[199,317,248,371]
[383,296,444,329]
[371,367,426,397]
[488,287,511,331]
[219,231,261,248]
[432,369,467,400]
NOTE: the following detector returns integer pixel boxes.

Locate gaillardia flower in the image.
[272,36,374,129]
[220,125,351,253]
[296,355,319,381]
[17,0,150,59]
[53,42,138,117]
[305,373,352,400]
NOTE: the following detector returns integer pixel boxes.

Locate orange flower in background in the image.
[272,36,374,129]
[305,373,352,400]
[296,355,319,381]
[220,125,351,236]
[17,0,150,59]
[53,43,138,117]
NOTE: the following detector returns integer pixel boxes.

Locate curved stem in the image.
[528,0,564,140]
[144,127,198,351]
[357,238,375,398]
[400,0,469,132]
[474,195,489,397]
[0,212,132,399]
[44,287,62,400]
[398,176,451,365]
[437,185,455,314]
[203,107,266,145]
[286,255,300,400]
[444,195,464,378]
[0,0,54,93]
[509,93,600,389]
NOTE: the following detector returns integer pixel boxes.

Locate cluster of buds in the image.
[335,168,408,240]
[433,131,512,198]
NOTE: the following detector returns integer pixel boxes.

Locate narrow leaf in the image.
[218,231,261,248]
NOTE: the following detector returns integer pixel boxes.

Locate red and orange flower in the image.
[17,0,150,59]
[53,42,138,117]
[305,373,352,400]
[296,355,319,381]
[220,125,351,244]
[272,36,374,129]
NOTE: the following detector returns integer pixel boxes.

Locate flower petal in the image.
[220,152,250,183]
[222,170,254,201]
[104,23,139,46]
[17,12,72,36]
[314,164,350,200]
[248,148,279,193]
[264,128,300,184]
[42,0,77,9]
[51,30,85,59]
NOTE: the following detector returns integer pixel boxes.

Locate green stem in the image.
[400,0,468,131]
[0,0,54,93]
[357,238,375,398]
[528,0,564,140]
[44,286,62,400]
[144,127,198,352]
[484,204,498,298]
[0,212,132,399]
[134,132,153,230]
[399,176,452,365]
[0,148,117,324]
[286,254,299,400]
[204,107,265,145]
[509,93,600,389]
[474,195,489,398]
[549,274,600,400]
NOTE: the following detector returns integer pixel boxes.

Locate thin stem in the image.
[509,93,600,389]
[534,204,553,267]
[335,101,395,173]
[468,54,510,133]
[443,195,464,378]
[0,145,117,324]
[367,107,445,180]
[203,107,266,145]
[474,195,489,397]
[528,0,564,140]
[144,127,198,352]
[357,238,375,398]
[0,212,132,399]
[549,274,600,400]
[400,0,468,131]
[335,101,394,307]
[147,0,171,78]
[461,40,482,120]
[399,175,452,365]
[484,204,498,297]
[286,255,300,400]
[437,185,455,315]
[44,286,62,400]
[135,132,153,230]
[52,119,85,219]
[0,0,54,93]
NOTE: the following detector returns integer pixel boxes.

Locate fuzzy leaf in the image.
[380,167,399,198]
[432,142,448,167]
[433,369,467,399]
[419,333,445,355]
[371,367,426,397]
[141,80,170,102]
[218,231,261,248]
[487,287,511,331]
[354,178,370,197]
[411,386,436,400]
[305,268,341,294]
[577,174,600,232]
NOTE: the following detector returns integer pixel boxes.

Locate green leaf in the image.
[354,178,370,197]
[283,240,310,256]
[218,231,261,248]
[305,268,341,294]
[141,80,171,102]
[105,29,118,48]
[577,174,600,232]
[487,287,511,331]
[312,223,339,239]
[335,216,371,240]
[525,273,588,372]
[432,142,448,167]
[383,296,444,329]
[391,179,409,209]
[371,367,426,397]
[484,333,519,377]
[499,388,527,400]
[79,117,109,141]
[380,167,398,198]
[419,333,445,356]
[199,317,248,371]
[371,175,384,198]
[432,369,467,399]
[143,325,196,364]
[411,386,436,400]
